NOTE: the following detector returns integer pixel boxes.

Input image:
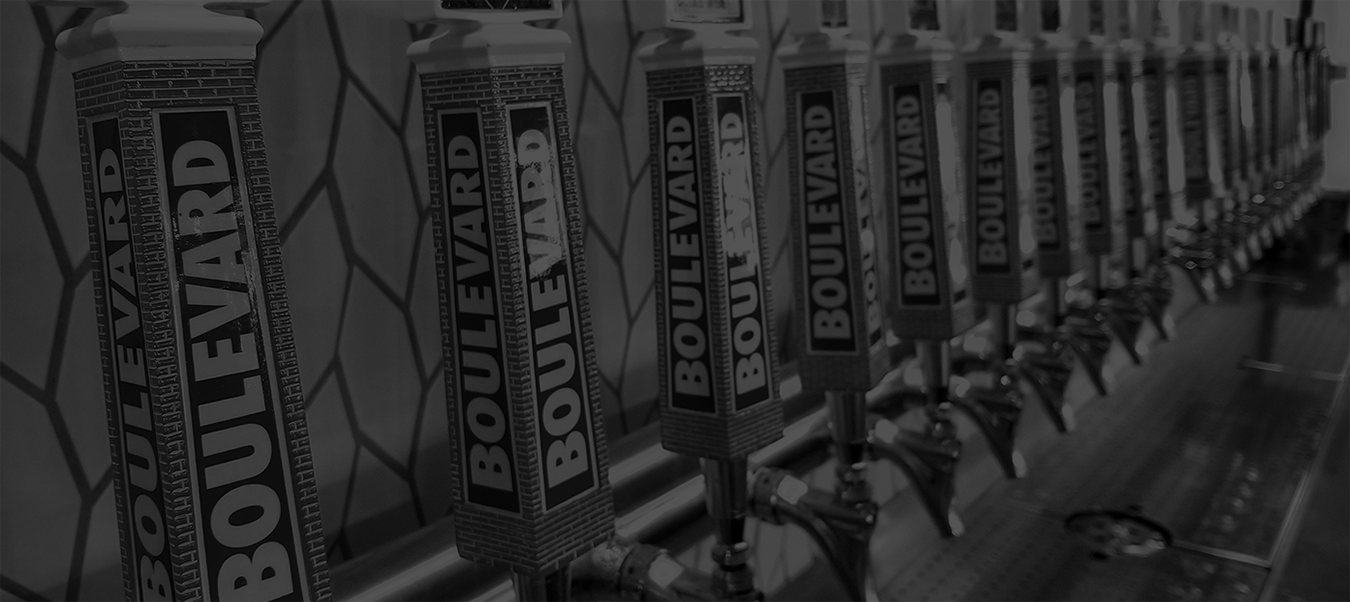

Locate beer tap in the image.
[1135,0,1225,306]
[852,0,981,536]
[49,2,333,599]
[1221,4,1267,265]
[1207,2,1258,274]
[1311,20,1329,190]
[1240,6,1281,251]
[727,3,888,598]
[1006,0,1116,423]
[1261,11,1301,248]
[407,2,617,599]
[1174,0,1243,289]
[636,2,788,599]
[1269,12,1312,222]
[1111,0,1158,283]
[966,0,1123,402]
[934,0,1040,479]
[1105,0,1175,352]
[1050,0,1153,368]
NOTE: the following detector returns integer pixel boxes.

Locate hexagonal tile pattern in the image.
[257,0,340,228]
[54,278,109,487]
[1,381,82,600]
[282,188,348,394]
[407,216,443,377]
[38,49,89,265]
[76,487,121,601]
[0,3,918,599]
[334,88,420,289]
[329,0,414,125]
[413,374,453,520]
[0,158,60,388]
[305,367,358,547]
[342,448,420,555]
[340,269,422,462]
[0,2,41,153]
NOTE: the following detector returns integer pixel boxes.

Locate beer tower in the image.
[49,1,332,599]
[637,2,785,599]
[406,2,616,599]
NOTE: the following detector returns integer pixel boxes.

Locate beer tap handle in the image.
[639,2,784,599]
[408,3,615,599]
[49,2,332,599]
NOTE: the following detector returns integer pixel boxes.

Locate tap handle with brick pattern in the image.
[407,1,616,600]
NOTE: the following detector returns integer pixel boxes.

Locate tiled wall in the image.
[0,1,903,599]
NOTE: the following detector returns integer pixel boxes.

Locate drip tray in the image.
[1064,507,1173,560]
[880,500,1267,601]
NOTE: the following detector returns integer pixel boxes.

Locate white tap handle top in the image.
[633,0,752,36]
[1136,0,1178,48]
[42,0,268,71]
[1242,6,1262,50]
[1107,0,1139,45]
[1177,0,1211,48]
[1022,0,1065,38]
[1214,2,1236,47]
[1272,13,1291,51]
[35,0,268,10]
[403,0,561,25]
[1063,0,1108,42]
[965,0,1027,50]
[879,0,951,40]
[635,0,757,69]
[786,0,851,40]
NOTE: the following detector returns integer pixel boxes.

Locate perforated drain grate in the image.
[1065,507,1173,560]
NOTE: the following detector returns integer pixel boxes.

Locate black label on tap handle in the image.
[439,109,521,515]
[659,98,716,414]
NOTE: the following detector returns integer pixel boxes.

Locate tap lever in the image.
[748,468,877,602]
[947,376,1028,479]
[866,416,964,538]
